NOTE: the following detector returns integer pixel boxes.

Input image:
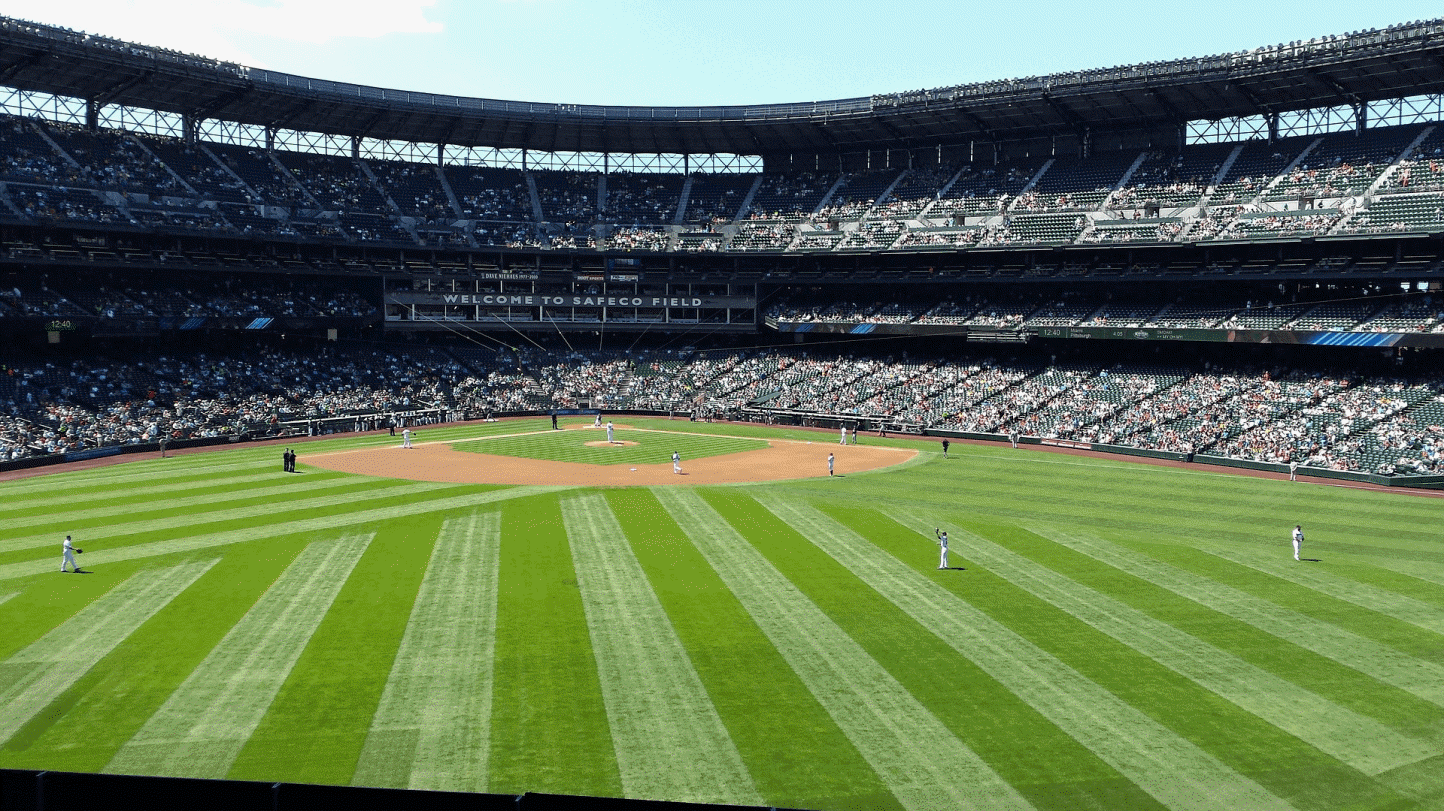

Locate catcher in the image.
[61,535,84,573]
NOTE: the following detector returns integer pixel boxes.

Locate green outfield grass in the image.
[2,419,1444,810]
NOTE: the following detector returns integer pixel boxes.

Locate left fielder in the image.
[61,535,82,573]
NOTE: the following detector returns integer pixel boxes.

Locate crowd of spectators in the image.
[603,227,671,252]
[8,341,1444,478]
[0,276,377,320]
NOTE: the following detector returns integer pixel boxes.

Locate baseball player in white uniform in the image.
[1292,525,1303,561]
[672,451,681,474]
[402,427,412,448]
[827,453,834,476]
[839,425,847,445]
[61,535,82,572]
[936,529,949,569]
[606,421,614,443]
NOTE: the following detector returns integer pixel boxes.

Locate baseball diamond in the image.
[3,9,1444,811]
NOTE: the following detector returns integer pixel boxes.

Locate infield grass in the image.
[2,420,1444,809]
[450,425,766,465]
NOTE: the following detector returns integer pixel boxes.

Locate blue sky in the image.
[0,1,1440,107]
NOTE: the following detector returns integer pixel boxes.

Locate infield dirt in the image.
[305,429,916,486]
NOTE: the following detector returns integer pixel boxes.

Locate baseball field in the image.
[2,416,1443,810]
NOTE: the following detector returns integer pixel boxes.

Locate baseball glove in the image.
[75,548,83,554]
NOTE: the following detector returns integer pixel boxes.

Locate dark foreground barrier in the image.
[0,770,801,811]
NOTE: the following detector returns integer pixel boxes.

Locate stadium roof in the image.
[1,15,1443,156]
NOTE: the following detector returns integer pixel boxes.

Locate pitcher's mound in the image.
[584,440,638,447]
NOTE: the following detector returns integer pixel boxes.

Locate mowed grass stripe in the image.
[0,540,308,773]
[487,494,620,799]
[0,479,459,556]
[227,516,438,786]
[612,490,903,811]
[1359,557,1444,597]
[1,477,401,539]
[0,471,309,518]
[654,488,1032,811]
[735,496,1167,811]
[936,522,1432,776]
[776,500,1291,811]
[352,512,502,793]
[562,494,761,807]
[0,486,556,582]
[0,559,218,747]
[1205,547,1444,636]
[905,453,1444,558]
[104,533,373,779]
[1042,529,1444,709]
[0,457,285,499]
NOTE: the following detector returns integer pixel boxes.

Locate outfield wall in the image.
[6,411,1444,491]
[0,769,788,811]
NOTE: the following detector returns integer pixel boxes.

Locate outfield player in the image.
[942,439,950,458]
[936,529,949,569]
[1292,525,1303,561]
[1289,460,1298,481]
[61,535,82,573]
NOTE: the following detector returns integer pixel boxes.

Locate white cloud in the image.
[0,0,443,65]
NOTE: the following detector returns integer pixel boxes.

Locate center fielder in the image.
[935,528,949,569]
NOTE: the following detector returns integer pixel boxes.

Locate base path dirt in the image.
[305,433,916,486]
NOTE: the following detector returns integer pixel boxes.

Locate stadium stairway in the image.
[1248,137,1323,206]
[1005,159,1054,212]
[731,175,765,221]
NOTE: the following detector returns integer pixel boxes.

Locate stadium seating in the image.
[6,109,1444,253]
